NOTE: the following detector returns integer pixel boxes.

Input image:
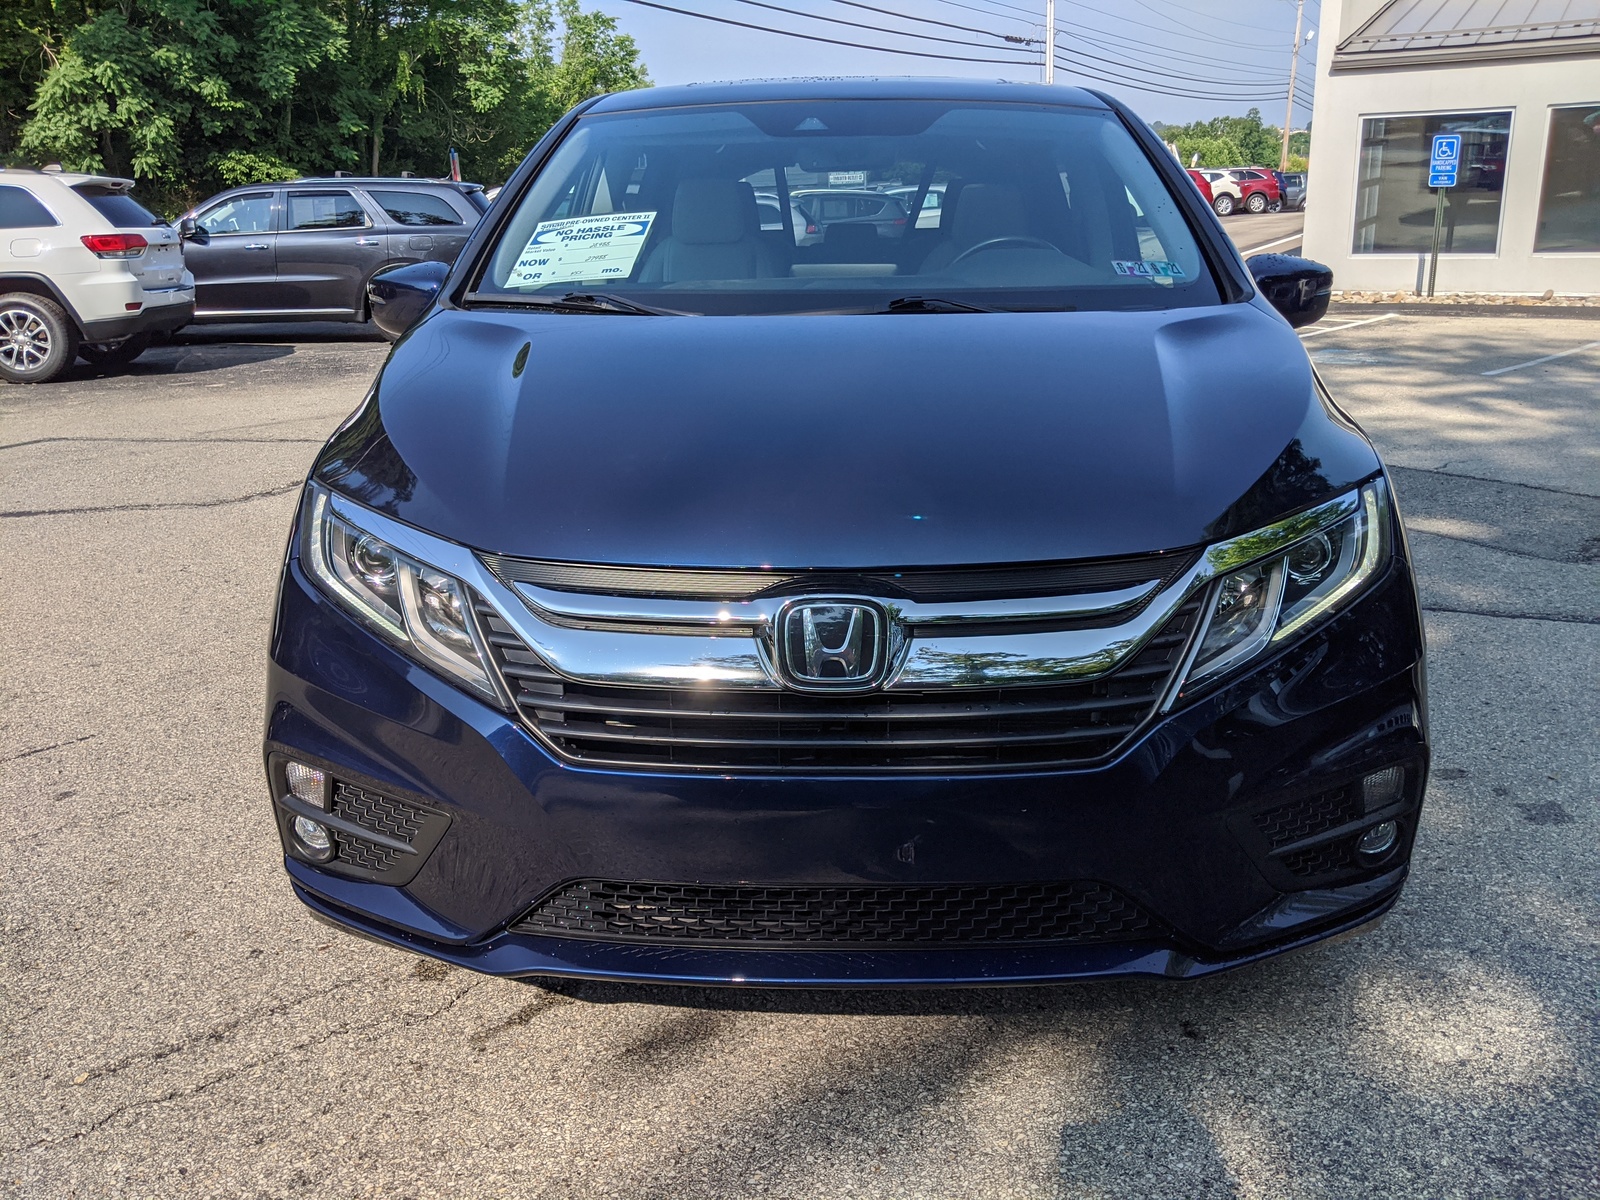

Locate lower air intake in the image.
[511,879,1158,945]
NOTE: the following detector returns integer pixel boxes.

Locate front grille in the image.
[478,596,1203,773]
[327,780,436,876]
[1253,787,1365,850]
[511,879,1158,945]
[1281,837,1360,878]
[481,550,1199,602]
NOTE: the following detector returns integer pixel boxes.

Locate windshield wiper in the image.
[472,291,680,315]
[878,295,1001,314]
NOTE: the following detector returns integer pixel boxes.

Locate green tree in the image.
[1171,135,1246,169]
[10,0,649,209]
[1164,107,1299,169]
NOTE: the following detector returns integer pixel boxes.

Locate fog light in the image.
[1362,766,1405,812]
[285,762,327,808]
[1357,820,1398,858]
[292,815,335,861]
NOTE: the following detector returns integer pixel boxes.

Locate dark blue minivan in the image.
[265,79,1428,987]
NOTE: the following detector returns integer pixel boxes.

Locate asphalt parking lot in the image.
[4,308,1597,1199]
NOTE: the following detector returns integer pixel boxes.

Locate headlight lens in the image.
[303,487,502,704]
[1185,481,1390,690]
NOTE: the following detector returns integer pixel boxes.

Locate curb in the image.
[1325,303,1600,321]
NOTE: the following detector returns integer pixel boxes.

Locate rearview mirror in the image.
[368,260,449,341]
[1248,253,1332,329]
[177,217,209,245]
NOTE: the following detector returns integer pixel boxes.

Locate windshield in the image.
[472,99,1219,314]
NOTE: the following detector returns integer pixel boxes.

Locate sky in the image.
[589,0,1320,129]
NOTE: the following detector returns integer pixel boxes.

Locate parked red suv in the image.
[1230,168,1282,214]
[1184,169,1213,204]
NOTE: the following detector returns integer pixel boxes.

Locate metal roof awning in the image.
[1333,0,1600,69]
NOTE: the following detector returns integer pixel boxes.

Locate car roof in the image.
[585,77,1110,115]
[0,167,136,190]
[291,176,484,189]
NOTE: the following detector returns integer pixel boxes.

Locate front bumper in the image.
[265,554,1428,987]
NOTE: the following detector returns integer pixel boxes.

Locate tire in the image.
[1245,192,1269,214]
[0,292,79,384]
[79,332,152,367]
[1212,194,1235,217]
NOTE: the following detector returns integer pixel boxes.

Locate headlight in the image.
[302,485,502,704]
[1184,480,1390,690]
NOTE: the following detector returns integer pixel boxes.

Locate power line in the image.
[818,0,1038,42]
[1059,24,1290,76]
[1068,4,1292,53]
[1055,29,1291,84]
[1127,0,1294,43]
[616,0,1297,104]
[615,0,1041,64]
[727,0,1041,53]
[809,0,1291,90]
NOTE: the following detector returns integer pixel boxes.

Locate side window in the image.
[197,193,274,235]
[0,186,58,229]
[365,189,464,227]
[285,190,368,231]
[756,200,783,231]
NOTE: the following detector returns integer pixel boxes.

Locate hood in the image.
[317,303,1379,568]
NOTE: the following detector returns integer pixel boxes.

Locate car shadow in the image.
[65,341,298,380]
[173,320,387,344]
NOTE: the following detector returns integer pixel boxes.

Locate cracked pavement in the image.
[2,313,1596,1198]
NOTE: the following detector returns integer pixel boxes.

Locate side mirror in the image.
[368,260,449,341]
[1248,253,1332,329]
[177,217,209,245]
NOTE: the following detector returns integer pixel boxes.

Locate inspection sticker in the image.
[507,211,657,287]
[1113,259,1185,278]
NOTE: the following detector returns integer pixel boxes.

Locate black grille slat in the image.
[1254,788,1366,850]
[540,721,1142,749]
[479,594,1201,772]
[512,879,1157,945]
[480,551,1199,603]
[520,691,1158,723]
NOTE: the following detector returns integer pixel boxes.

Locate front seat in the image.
[638,179,780,283]
[919,184,1029,273]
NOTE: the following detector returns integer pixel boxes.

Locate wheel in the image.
[0,293,78,384]
[1212,194,1235,217]
[1245,192,1269,214]
[79,332,152,367]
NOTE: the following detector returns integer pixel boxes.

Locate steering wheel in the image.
[949,236,1060,266]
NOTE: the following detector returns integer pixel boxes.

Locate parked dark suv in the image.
[179,177,487,324]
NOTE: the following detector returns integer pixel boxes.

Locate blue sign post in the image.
[1429,133,1461,187]
[1426,133,1461,296]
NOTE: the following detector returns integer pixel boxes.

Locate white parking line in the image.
[1240,231,1305,256]
[1480,340,1600,377]
[1298,313,1398,339]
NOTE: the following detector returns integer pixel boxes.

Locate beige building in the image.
[1303,0,1600,297]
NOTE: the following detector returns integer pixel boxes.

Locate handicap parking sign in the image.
[1429,133,1461,187]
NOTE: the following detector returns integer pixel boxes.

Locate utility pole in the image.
[1044,0,1055,83]
[1279,0,1305,170]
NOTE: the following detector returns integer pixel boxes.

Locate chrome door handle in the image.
[354,237,380,247]
[244,242,269,250]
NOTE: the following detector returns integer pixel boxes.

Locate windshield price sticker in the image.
[508,211,657,287]
[1113,259,1185,278]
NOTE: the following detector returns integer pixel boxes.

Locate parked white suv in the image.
[0,169,194,383]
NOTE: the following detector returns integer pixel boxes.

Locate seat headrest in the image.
[672,179,749,245]
[820,222,883,258]
[950,185,1027,248]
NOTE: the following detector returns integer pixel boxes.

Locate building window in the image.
[1535,106,1600,253]
[1353,112,1511,254]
